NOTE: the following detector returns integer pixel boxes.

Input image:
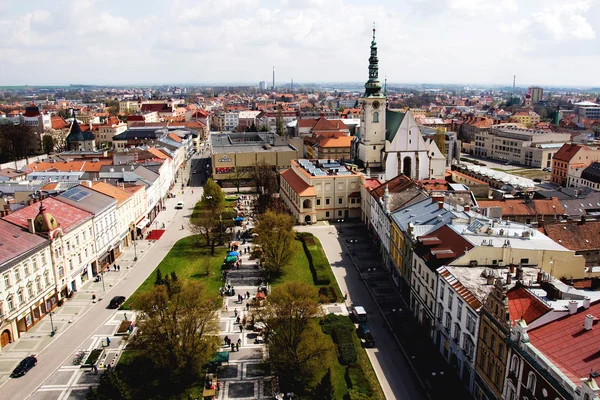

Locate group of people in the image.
[223,335,242,352]
[236,291,251,303]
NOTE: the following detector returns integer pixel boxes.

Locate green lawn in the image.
[124,236,228,309]
[270,233,343,303]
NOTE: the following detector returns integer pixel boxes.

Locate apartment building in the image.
[0,220,56,349]
[567,161,600,190]
[574,101,600,120]
[509,111,541,127]
[551,143,600,186]
[279,159,362,224]
[474,125,570,168]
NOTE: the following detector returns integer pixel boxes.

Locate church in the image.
[355,28,446,182]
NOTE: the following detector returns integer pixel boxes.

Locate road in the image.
[297,224,426,400]
[1,157,205,400]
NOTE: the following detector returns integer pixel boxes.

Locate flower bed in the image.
[116,320,132,336]
[81,348,104,368]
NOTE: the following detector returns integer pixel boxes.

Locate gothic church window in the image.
[373,112,379,123]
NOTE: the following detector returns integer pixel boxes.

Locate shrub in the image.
[320,314,354,335]
[333,328,357,365]
[346,366,372,394]
[298,233,331,285]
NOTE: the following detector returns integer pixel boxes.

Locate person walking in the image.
[235,342,240,352]
[230,343,235,352]
[106,337,111,347]
[224,335,229,345]
[239,324,243,333]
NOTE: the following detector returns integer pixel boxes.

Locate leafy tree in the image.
[276,108,285,136]
[249,160,278,215]
[86,371,132,400]
[189,209,220,254]
[314,368,335,400]
[258,282,334,393]
[130,282,220,384]
[254,211,296,274]
[0,123,38,163]
[201,178,225,210]
[259,124,270,132]
[229,166,245,193]
[42,134,55,154]
[433,128,446,157]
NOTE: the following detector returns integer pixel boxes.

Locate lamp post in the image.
[49,311,55,337]
[101,268,106,292]
[346,238,358,255]
[337,219,344,234]
[133,238,138,262]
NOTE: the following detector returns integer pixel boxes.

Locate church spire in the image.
[364,23,382,97]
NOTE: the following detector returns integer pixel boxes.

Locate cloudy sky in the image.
[1,0,599,87]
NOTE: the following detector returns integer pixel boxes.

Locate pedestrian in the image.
[241,273,244,280]
[246,303,250,311]
[225,304,228,311]
[236,342,240,352]
[106,337,111,346]
[236,315,240,324]
[224,335,229,345]
[246,291,250,299]
[239,324,243,333]
[114,265,117,271]
[117,265,120,271]
[234,308,238,317]
[106,364,112,372]
[101,339,105,347]
[231,343,235,352]
[124,312,127,320]
[242,316,247,325]
[129,302,133,309]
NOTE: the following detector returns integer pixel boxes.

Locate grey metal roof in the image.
[57,185,116,215]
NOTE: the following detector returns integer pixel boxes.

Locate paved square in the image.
[76,371,102,385]
[227,382,254,398]
[61,306,83,315]
[229,348,261,361]
[66,388,89,399]
[14,339,40,350]
[220,364,239,379]
[44,370,74,385]
[95,325,116,335]
[245,363,266,378]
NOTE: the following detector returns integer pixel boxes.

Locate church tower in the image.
[358,25,387,168]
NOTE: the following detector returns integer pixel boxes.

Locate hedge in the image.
[298,233,331,285]
[334,328,358,365]
[346,366,372,395]
[320,314,354,335]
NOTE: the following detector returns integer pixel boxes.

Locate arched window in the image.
[483,326,488,343]
[27,282,33,298]
[527,372,536,392]
[373,112,379,123]
[36,277,42,292]
[7,296,14,311]
[17,289,24,304]
[510,355,519,374]
[403,157,412,178]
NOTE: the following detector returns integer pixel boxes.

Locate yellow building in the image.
[279,159,362,223]
[510,111,540,128]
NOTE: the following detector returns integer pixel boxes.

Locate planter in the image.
[81,348,104,369]
[116,320,133,336]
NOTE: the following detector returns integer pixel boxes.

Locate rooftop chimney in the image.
[568,300,578,315]
[431,194,444,204]
[584,297,591,309]
[438,201,444,210]
[464,205,470,212]
[516,267,524,280]
[584,314,594,331]
[506,272,512,285]
[27,218,35,234]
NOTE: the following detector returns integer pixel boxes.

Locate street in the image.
[0,156,205,399]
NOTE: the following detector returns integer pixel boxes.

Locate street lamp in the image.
[347,238,358,255]
[49,311,55,337]
[337,219,344,234]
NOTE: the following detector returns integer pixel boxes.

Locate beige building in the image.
[279,159,362,223]
[474,125,570,168]
[96,120,127,148]
[210,132,302,181]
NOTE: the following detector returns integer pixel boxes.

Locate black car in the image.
[108,296,126,309]
[356,324,375,348]
[11,355,37,378]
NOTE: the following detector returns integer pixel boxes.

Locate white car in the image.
[175,201,184,209]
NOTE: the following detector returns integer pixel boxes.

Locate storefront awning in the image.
[136,217,150,230]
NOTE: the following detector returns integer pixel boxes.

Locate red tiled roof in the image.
[51,115,69,129]
[319,136,353,148]
[168,133,182,143]
[553,143,587,162]
[3,197,92,233]
[280,168,315,196]
[370,174,415,201]
[477,198,565,216]
[542,221,600,251]
[416,225,474,268]
[26,160,112,173]
[507,286,551,324]
[0,220,49,266]
[528,300,600,386]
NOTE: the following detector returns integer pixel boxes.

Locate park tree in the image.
[0,124,38,163]
[86,371,132,400]
[433,128,446,157]
[42,135,55,155]
[189,209,220,255]
[249,160,278,215]
[314,368,335,400]
[254,211,296,275]
[201,178,225,210]
[130,281,220,384]
[229,166,245,193]
[258,282,334,393]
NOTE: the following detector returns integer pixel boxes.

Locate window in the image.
[27,282,33,297]
[325,198,330,205]
[447,290,453,309]
[439,283,445,301]
[36,277,42,292]
[437,303,443,321]
[445,312,451,331]
[58,266,64,278]
[41,253,46,265]
[7,296,14,311]
[498,344,504,360]
[325,211,330,218]
[467,312,476,334]
[4,274,9,288]
[483,327,488,343]
[510,355,519,374]
[373,111,379,123]
[18,289,24,304]
[44,271,50,285]
[463,334,474,359]
[82,231,86,240]
[526,372,536,393]
[453,323,461,342]
[316,199,321,206]
[14,269,20,282]
[75,235,80,246]
[491,335,496,351]
[338,197,343,205]
[78,254,82,263]
[457,300,463,321]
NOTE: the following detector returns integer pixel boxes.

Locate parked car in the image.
[543,167,552,172]
[108,296,126,309]
[175,201,184,209]
[356,324,375,347]
[10,355,37,378]
[533,178,542,183]
[350,306,368,322]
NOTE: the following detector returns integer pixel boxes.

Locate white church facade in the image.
[356,28,445,182]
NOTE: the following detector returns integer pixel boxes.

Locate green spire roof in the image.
[364,25,382,98]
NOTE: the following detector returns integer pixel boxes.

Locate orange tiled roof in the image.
[280,168,315,196]
[553,143,587,162]
[168,133,182,143]
[147,147,170,160]
[477,198,565,216]
[319,136,353,148]
[507,286,552,324]
[91,181,132,205]
[51,115,69,129]
[542,221,600,251]
[26,159,112,173]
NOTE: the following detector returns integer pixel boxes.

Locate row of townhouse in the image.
[0,142,187,350]
[363,174,600,399]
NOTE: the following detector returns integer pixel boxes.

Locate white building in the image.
[0,220,56,349]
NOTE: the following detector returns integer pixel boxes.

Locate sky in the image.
[0,0,599,87]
